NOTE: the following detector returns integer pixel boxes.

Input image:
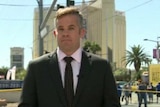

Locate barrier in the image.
[118,88,160,93]
[0,80,23,89]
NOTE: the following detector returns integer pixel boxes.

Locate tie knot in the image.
[64,57,73,63]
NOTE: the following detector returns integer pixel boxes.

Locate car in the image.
[116,81,128,88]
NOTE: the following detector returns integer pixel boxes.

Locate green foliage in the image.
[83,41,91,52]
[122,45,151,72]
[135,70,145,80]
[16,68,27,80]
[0,66,26,80]
[113,68,131,81]
[83,41,101,54]
[0,66,9,75]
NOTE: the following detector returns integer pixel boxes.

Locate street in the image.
[121,92,160,107]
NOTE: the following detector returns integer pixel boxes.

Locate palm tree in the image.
[143,58,152,67]
[123,45,151,72]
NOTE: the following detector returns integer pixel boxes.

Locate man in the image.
[18,7,120,107]
[117,83,122,101]
[147,82,154,103]
[138,81,147,107]
[156,82,160,103]
[121,84,129,105]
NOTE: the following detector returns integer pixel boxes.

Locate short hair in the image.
[55,7,84,28]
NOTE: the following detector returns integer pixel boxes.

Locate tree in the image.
[143,58,152,67]
[83,41,101,54]
[113,68,131,81]
[0,66,9,75]
[123,45,151,73]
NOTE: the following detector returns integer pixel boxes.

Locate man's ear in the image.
[53,29,57,37]
[80,28,86,38]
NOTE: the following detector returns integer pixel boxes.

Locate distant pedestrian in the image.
[156,82,160,103]
[121,84,129,105]
[138,81,147,107]
[127,83,132,103]
[147,82,154,103]
[117,83,122,101]
[135,82,140,104]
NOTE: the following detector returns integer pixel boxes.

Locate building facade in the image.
[33,0,126,69]
[10,47,24,68]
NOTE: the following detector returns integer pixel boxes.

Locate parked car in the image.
[116,81,128,88]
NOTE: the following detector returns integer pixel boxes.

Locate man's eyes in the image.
[58,28,64,31]
[58,27,74,31]
[69,27,74,30]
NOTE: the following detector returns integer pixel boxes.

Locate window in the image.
[12,55,22,61]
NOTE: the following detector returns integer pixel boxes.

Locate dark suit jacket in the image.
[18,51,120,107]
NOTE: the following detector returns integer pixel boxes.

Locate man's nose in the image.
[62,30,69,36]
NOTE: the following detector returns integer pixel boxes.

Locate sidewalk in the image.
[5,93,160,107]
[6,103,18,107]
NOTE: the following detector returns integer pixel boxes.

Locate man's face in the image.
[54,14,85,55]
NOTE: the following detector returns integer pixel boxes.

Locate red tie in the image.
[64,57,74,107]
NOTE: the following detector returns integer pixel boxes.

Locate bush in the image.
[16,68,27,80]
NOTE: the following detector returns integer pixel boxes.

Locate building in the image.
[33,0,126,69]
[10,47,24,69]
[114,11,126,68]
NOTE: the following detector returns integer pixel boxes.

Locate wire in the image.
[0,3,49,7]
[0,0,153,22]
[0,0,95,7]
[125,0,153,12]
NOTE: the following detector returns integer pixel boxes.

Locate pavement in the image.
[5,93,160,107]
[6,103,18,107]
[121,101,160,107]
[121,92,160,107]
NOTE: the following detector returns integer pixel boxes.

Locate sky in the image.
[0,0,159,69]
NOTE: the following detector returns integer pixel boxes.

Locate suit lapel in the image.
[73,51,92,105]
[48,52,67,106]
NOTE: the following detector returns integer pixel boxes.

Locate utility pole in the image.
[67,0,70,6]
[40,0,57,29]
[36,0,57,56]
[37,0,43,56]
[144,37,160,63]
[67,0,75,7]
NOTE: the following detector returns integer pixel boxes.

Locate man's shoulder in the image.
[83,51,104,59]
[29,52,55,64]
[83,51,109,64]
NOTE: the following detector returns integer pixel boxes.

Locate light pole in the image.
[36,0,57,56]
[144,37,160,63]
[36,0,43,56]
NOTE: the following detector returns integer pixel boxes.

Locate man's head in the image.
[54,7,86,55]
[55,7,84,28]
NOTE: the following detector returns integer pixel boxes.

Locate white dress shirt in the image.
[57,47,82,93]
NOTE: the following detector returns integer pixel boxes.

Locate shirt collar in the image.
[57,47,82,63]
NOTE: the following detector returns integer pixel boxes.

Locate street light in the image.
[144,37,160,63]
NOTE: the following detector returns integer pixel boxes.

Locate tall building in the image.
[114,11,126,68]
[80,0,126,69]
[33,0,126,69]
[10,47,24,68]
